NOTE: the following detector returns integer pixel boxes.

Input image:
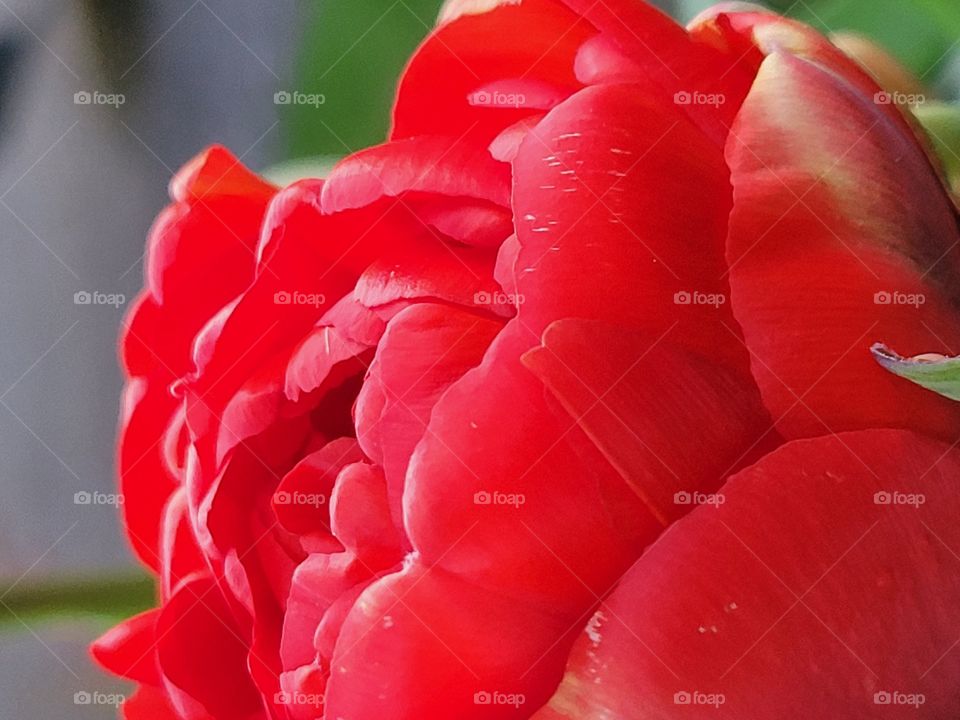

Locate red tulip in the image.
[92,1,960,719]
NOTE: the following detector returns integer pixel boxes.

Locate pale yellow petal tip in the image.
[831,32,928,99]
[437,0,520,25]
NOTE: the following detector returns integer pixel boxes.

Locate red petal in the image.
[535,430,960,719]
[155,576,264,719]
[512,83,748,373]
[168,145,275,205]
[392,0,592,143]
[325,560,574,720]
[726,51,960,440]
[321,136,511,214]
[121,686,185,720]
[355,304,502,530]
[522,319,772,525]
[90,610,162,685]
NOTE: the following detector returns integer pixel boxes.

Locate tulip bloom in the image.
[92,1,960,719]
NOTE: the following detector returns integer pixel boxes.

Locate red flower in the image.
[93,1,960,718]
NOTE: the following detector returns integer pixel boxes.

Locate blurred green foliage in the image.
[282,0,444,159]
[282,0,960,160]
[765,0,960,79]
[0,573,155,629]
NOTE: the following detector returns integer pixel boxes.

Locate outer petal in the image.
[534,430,960,719]
[512,83,749,374]
[393,0,593,143]
[725,51,960,441]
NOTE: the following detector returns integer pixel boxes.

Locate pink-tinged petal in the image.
[90,610,162,685]
[159,488,207,599]
[117,379,179,571]
[573,34,645,85]
[393,0,592,143]
[522,320,772,525]
[407,197,513,250]
[272,438,362,539]
[512,83,749,374]
[330,462,403,562]
[534,430,960,719]
[725,51,960,441]
[489,117,544,163]
[320,136,511,214]
[283,324,372,403]
[355,304,503,530]
[554,0,757,143]
[353,232,500,312]
[325,560,575,720]
[280,552,381,673]
[155,575,264,720]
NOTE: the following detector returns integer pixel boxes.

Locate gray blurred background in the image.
[0,0,955,718]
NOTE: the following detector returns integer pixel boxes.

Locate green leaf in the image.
[871,343,960,401]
